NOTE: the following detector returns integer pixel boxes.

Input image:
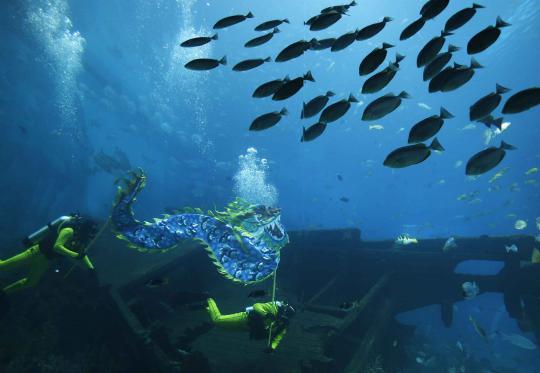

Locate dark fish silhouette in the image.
[362,54,405,94]
[321,1,357,14]
[250,108,288,131]
[319,94,358,123]
[247,289,268,298]
[408,107,454,143]
[331,29,360,52]
[310,38,336,51]
[272,71,315,101]
[400,17,426,40]
[502,87,540,114]
[417,30,452,68]
[302,91,335,119]
[470,84,511,121]
[301,122,327,142]
[213,12,254,29]
[444,3,485,32]
[309,11,344,31]
[423,44,459,81]
[337,174,343,181]
[440,58,483,92]
[478,115,504,129]
[466,141,516,175]
[181,34,218,47]
[276,39,314,62]
[184,56,227,71]
[146,277,169,288]
[252,75,290,98]
[359,42,394,76]
[429,65,454,92]
[384,138,444,168]
[467,16,510,55]
[340,197,350,203]
[233,57,271,71]
[420,0,449,20]
[362,91,410,121]
[254,19,289,31]
[245,28,280,48]
[356,17,393,40]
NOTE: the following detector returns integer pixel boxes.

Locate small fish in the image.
[247,289,268,298]
[362,91,410,121]
[309,11,344,31]
[408,107,454,143]
[502,87,540,114]
[181,33,218,47]
[454,160,463,168]
[384,138,444,168]
[488,166,509,183]
[460,123,477,131]
[532,248,540,264]
[423,44,460,81]
[462,282,480,299]
[213,12,254,29]
[465,141,516,176]
[442,237,457,252]
[301,122,327,142]
[337,174,343,181]
[254,19,289,31]
[525,167,538,175]
[362,54,405,94]
[184,56,227,71]
[467,16,510,54]
[321,1,357,14]
[395,234,419,245]
[17,125,28,134]
[400,17,426,41]
[320,93,358,123]
[146,277,169,288]
[302,91,335,119]
[445,3,485,32]
[470,84,511,121]
[369,124,384,130]
[272,71,315,101]
[505,244,518,253]
[244,28,280,48]
[417,30,453,68]
[498,332,537,350]
[309,37,336,51]
[514,220,527,230]
[275,39,314,62]
[421,0,449,20]
[537,217,540,231]
[417,102,431,110]
[440,59,483,92]
[359,42,394,75]
[340,197,350,203]
[456,341,464,353]
[250,108,288,131]
[252,75,290,98]
[233,57,271,71]
[355,17,393,41]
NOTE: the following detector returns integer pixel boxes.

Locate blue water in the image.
[1,0,539,371]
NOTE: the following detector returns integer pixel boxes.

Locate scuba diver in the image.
[206,297,295,352]
[0,214,98,296]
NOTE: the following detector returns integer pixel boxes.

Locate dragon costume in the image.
[111,169,289,284]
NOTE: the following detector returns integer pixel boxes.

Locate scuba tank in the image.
[22,215,72,247]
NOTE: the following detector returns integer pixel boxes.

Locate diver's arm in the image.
[270,327,287,350]
[82,255,95,270]
[53,228,79,259]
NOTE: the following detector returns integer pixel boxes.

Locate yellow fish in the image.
[489,167,509,183]
[532,248,540,264]
[525,167,538,175]
[514,220,527,230]
[524,179,537,185]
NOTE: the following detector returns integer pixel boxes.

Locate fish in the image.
[146,277,169,288]
[456,341,464,353]
[537,217,540,231]
[444,3,485,32]
[17,125,28,134]
[321,1,357,14]
[301,122,327,142]
[417,30,453,67]
[470,84,511,121]
[337,174,343,181]
[254,19,289,31]
[467,16,510,54]
[394,234,419,245]
[423,44,460,81]
[400,17,426,41]
[213,12,254,29]
[479,116,505,130]
[184,56,227,71]
[468,315,488,342]
[275,39,314,62]
[488,167,509,183]
[429,65,455,92]
[514,220,527,230]
[536,235,540,243]
[272,71,315,101]
[421,0,449,20]
[309,11,344,31]
[462,282,480,299]
[532,248,540,264]
[244,28,280,48]
[525,167,538,175]
[362,54,405,94]
[359,42,394,76]
[302,91,335,119]
[247,289,268,298]
[505,244,518,252]
[319,93,358,123]
[502,87,540,114]
[498,332,537,350]
[331,29,361,52]
[249,108,288,131]
[408,107,454,143]
[454,160,463,168]
[384,138,444,168]
[369,124,384,130]
[232,57,271,71]
[417,102,431,110]
[440,58,483,92]
[340,197,350,203]
[355,17,392,40]
[181,33,218,47]
[465,141,516,176]
[362,91,410,121]
[252,75,290,98]
[310,38,336,51]
[442,236,457,252]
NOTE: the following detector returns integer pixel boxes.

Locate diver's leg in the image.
[3,250,49,294]
[0,247,36,271]
[206,298,249,331]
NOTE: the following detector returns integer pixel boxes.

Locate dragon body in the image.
[111,170,288,283]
